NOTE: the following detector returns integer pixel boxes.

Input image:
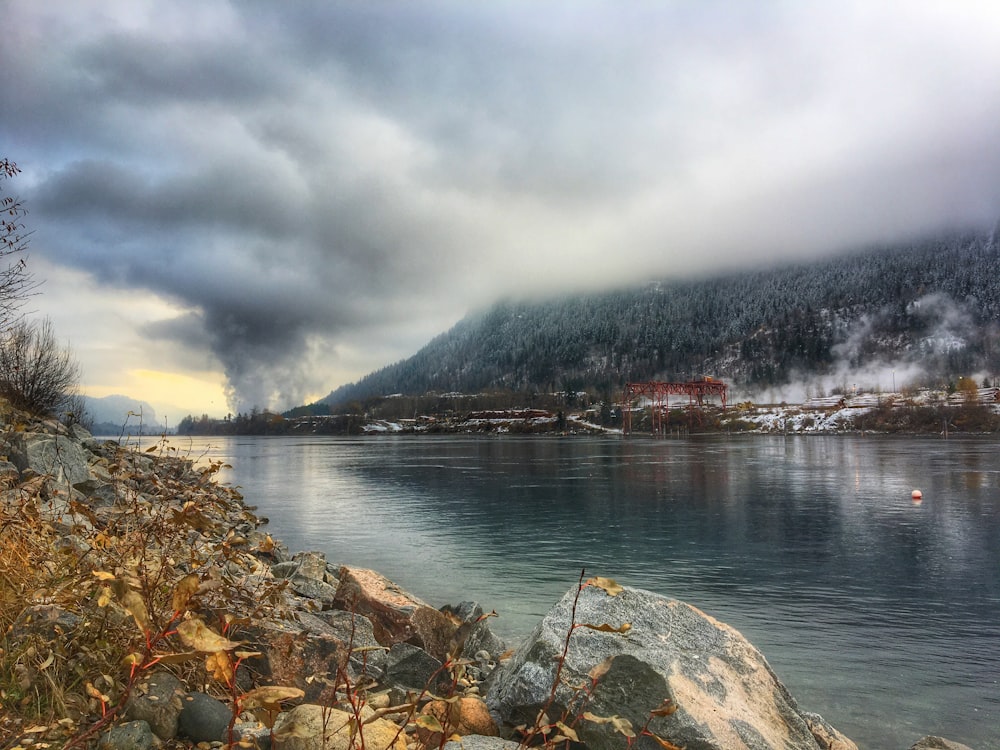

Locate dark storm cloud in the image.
[4,1,1000,412]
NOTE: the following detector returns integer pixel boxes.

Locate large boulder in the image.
[487,581,842,750]
[6,433,92,487]
[384,642,445,692]
[333,566,459,661]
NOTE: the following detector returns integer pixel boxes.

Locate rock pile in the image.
[0,409,978,749]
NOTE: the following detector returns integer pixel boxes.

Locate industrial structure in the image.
[622,378,728,436]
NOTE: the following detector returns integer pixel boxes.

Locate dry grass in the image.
[0,430,281,749]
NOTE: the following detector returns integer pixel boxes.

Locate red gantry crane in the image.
[622,377,728,436]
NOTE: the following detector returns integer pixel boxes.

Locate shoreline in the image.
[1,410,985,749]
[169,393,1000,438]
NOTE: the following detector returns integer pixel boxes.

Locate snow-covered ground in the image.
[349,388,1000,435]
[729,405,874,433]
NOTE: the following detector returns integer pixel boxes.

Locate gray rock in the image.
[11,604,82,642]
[909,737,976,750]
[384,642,445,692]
[271,561,299,579]
[178,691,233,743]
[292,550,329,581]
[290,575,339,608]
[71,476,102,494]
[312,609,387,679]
[98,720,155,750]
[8,433,92,486]
[125,671,185,740]
[83,482,120,507]
[0,459,19,488]
[88,460,115,484]
[487,582,830,750]
[69,423,93,441]
[244,613,359,702]
[440,602,507,681]
[80,436,104,453]
[231,720,275,749]
[443,737,522,750]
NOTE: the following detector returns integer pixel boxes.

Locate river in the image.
[140,433,999,749]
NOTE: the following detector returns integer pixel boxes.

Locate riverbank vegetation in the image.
[175,385,1000,437]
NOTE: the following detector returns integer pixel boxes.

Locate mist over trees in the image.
[322,231,1000,408]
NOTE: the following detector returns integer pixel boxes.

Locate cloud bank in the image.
[4,1,1000,412]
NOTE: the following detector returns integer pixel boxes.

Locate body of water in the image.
[149,433,999,749]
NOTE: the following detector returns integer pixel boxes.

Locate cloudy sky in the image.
[4,1,1000,422]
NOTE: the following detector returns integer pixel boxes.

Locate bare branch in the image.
[0,317,81,415]
[0,158,39,328]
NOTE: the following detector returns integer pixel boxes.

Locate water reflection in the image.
[182,434,1000,750]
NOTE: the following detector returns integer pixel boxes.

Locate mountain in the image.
[321,231,1000,408]
[82,394,161,435]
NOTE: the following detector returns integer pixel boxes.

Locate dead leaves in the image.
[240,685,305,711]
[255,533,276,554]
[175,618,242,653]
[204,651,234,684]
[550,720,579,743]
[582,712,636,738]
[94,577,150,632]
[588,656,614,682]
[414,714,444,734]
[171,573,200,613]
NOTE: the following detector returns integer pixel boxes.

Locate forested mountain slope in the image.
[322,231,1000,407]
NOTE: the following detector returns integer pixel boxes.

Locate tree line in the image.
[323,232,1000,408]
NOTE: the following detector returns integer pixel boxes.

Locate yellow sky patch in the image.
[82,369,228,423]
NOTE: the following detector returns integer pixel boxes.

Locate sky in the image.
[3,1,1000,423]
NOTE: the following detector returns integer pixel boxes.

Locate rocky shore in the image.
[0,407,978,750]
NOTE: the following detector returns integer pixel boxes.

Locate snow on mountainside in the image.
[321,231,1000,409]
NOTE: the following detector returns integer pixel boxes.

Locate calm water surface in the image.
[157,434,999,749]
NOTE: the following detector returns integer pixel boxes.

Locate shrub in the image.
[0,316,81,416]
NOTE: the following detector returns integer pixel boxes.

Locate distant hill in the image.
[82,394,161,435]
[320,231,1000,408]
